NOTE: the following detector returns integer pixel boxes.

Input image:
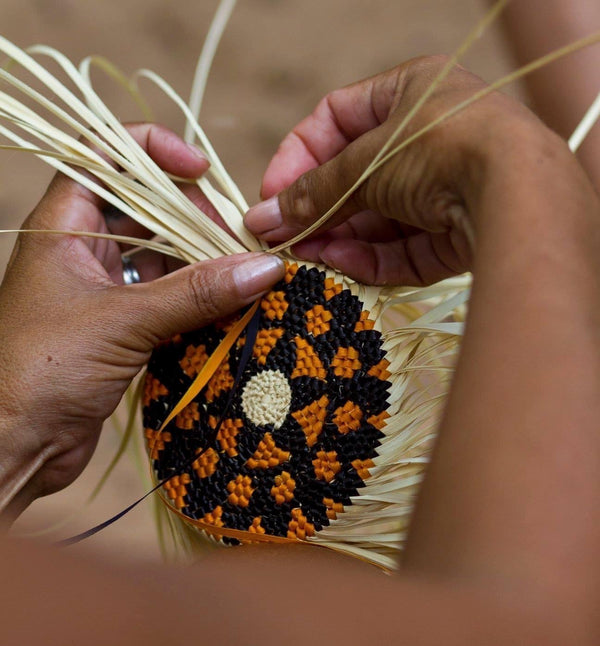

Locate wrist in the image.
[470,117,595,248]
[468,119,600,315]
[0,408,47,523]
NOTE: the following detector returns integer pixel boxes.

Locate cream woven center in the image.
[241,369,292,429]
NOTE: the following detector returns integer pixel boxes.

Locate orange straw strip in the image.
[151,299,298,545]
[156,300,260,434]
[166,502,297,544]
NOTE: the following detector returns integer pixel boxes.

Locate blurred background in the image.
[1,0,521,561]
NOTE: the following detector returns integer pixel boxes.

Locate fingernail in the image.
[244,196,282,234]
[186,143,208,162]
[233,253,285,298]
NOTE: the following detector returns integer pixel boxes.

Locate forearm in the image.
[404,127,600,615]
[497,0,600,187]
[0,330,61,522]
[0,414,47,523]
[0,538,572,646]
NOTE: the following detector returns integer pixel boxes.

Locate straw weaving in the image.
[144,262,392,545]
[2,0,594,568]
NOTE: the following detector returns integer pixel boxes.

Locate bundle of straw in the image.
[0,0,597,570]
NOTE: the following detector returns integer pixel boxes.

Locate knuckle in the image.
[410,54,452,76]
[325,88,345,113]
[186,268,224,322]
[425,53,452,69]
[406,54,485,98]
[283,172,318,227]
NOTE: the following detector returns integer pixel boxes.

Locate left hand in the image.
[0,123,284,519]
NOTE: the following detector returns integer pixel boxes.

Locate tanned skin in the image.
[1,55,599,644]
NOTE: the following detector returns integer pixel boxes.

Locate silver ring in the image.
[122,256,141,285]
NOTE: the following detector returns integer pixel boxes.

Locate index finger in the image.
[34,123,209,227]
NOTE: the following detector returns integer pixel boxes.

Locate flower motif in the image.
[143,264,391,543]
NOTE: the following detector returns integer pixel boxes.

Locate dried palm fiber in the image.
[0,0,598,570]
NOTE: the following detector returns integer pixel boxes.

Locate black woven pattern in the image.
[143,265,391,540]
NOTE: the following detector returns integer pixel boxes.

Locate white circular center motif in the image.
[241,369,292,429]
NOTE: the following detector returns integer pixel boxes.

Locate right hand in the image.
[244,56,555,286]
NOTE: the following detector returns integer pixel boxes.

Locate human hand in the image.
[244,56,546,285]
[0,124,284,519]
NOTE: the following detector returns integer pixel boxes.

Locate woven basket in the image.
[2,0,590,566]
[143,259,463,570]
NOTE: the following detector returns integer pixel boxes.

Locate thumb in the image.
[115,252,284,348]
[244,123,393,243]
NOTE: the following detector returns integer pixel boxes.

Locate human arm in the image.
[0,538,568,646]
[242,57,600,637]
[0,62,599,644]
[494,0,600,188]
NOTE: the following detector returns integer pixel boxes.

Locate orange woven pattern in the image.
[291,336,327,379]
[179,344,208,378]
[248,517,266,534]
[202,505,224,527]
[354,310,376,332]
[175,402,200,430]
[351,458,375,480]
[143,375,168,407]
[331,346,362,378]
[312,450,342,483]
[205,360,234,403]
[253,328,284,365]
[368,358,392,380]
[163,473,191,510]
[144,263,392,545]
[226,475,255,507]
[216,417,243,457]
[271,471,296,505]
[305,304,333,336]
[323,497,344,521]
[193,447,219,479]
[367,411,390,430]
[246,433,291,469]
[291,395,329,447]
[287,508,315,540]
[333,401,363,434]
[261,291,289,321]
[324,277,343,300]
[145,427,171,460]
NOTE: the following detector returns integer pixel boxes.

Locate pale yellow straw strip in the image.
[0,229,182,258]
[373,31,600,172]
[0,125,217,260]
[272,28,600,254]
[0,40,251,259]
[134,68,249,214]
[78,55,154,121]
[19,42,248,255]
[368,0,509,169]
[270,0,509,253]
[569,90,600,153]
[25,51,240,253]
[185,0,238,142]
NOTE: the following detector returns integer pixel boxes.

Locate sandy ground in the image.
[0,0,517,562]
